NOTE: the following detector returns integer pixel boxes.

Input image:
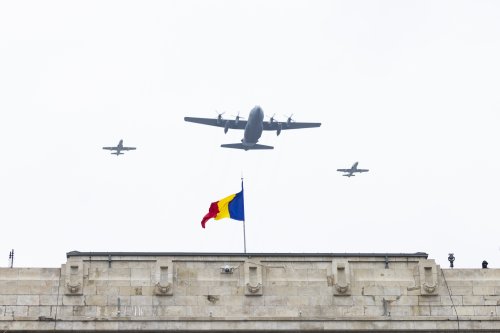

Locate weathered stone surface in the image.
[1,252,499,331]
[16,295,39,306]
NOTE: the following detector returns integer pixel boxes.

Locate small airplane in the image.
[102,140,136,155]
[337,162,369,177]
[184,105,321,150]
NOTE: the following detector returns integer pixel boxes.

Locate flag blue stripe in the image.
[228,190,245,221]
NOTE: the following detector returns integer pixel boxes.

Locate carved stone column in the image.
[65,257,84,295]
[419,259,439,295]
[244,259,263,296]
[332,260,351,296]
[154,258,173,296]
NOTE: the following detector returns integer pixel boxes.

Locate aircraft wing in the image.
[221,143,274,150]
[336,169,351,172]
[102,147,118,151]
[356,169,369,173]
[121,147,136,151]
[184,117,247,130]
[264,121,321,131]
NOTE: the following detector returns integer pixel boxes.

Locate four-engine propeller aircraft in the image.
[184,106,321,150]
[337,162,369,177]
[102,139,136,155]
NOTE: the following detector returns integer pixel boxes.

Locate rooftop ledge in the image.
[66,251,428,258]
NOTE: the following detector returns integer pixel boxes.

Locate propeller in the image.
[267,114,282,135]
[268,113,277,124]
[284,114,294,126]
[215,111,225,124]
[231,112,246,119]
[231,112,246,125]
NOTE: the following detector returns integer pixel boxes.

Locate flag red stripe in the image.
[201,201,220,228]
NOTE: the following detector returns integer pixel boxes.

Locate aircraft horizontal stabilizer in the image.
[221,143,274,150]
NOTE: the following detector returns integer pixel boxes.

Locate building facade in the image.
[1,251,499,331]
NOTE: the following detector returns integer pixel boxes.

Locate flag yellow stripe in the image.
[214,193,237,220]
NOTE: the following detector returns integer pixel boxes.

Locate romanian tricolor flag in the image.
[201,182,245,228]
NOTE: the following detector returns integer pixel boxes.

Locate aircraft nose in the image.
[253,105,263,117]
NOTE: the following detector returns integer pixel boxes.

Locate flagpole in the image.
[243,220,247,254]
[242,176,246,254]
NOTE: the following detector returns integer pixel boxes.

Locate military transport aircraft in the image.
[184,105,321,150]
[102,140,136,155]
[337,162,369,177]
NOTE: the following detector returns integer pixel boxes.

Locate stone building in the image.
[1,251,499,331]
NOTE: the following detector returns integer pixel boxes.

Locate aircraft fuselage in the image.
[242,106,264,148]
[115,140,124,153]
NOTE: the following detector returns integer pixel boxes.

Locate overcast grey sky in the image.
[1,1,499,269]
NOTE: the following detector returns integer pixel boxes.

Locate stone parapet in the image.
[0,252,499,331]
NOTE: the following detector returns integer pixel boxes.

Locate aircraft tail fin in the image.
[111,151,123,155]
[343,174,354,177]
[221,143,274,150]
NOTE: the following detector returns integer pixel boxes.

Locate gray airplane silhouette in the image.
[337,162,369,177]
[102,140,136,156]
[184,106,321,150]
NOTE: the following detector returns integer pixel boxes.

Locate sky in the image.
[1,0,499,269]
